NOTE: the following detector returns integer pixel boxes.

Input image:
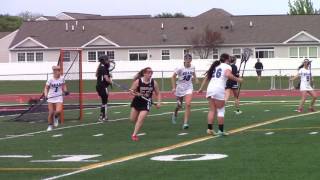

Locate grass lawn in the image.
[0,97,319,179]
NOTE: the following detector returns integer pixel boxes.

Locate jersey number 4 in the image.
[212,68,222,78]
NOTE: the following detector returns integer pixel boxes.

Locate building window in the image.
[129,50,148,61]
[63,51,70,62]
[184,49,191,56]
[299,47,308,58]
[161,50,170,60]
[26,53,34,62]
[289,47,298,58]
[18,53,25,62]
[289,47,318,58]
[17,52,44,62]
[107,51,115,60]
[88,51,97,62]
[213,48,219,59]
[35,52,43,62]
[309,47,318,58]
[97,51,105,59]
[255,47,274,58]
[232,48,241,59]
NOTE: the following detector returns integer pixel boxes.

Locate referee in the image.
[96,55,112,122]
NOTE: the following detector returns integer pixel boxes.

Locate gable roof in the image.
[10,10,320,49]
[283,30,320,43]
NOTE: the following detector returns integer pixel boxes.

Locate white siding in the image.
[0,31,18,63]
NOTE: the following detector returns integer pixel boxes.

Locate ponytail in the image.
[205,60,221,79]
[204,53,230,79]
[298,63,304,70]
[134,67,152,81]
[95,63,101,77]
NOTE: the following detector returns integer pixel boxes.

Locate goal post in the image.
[59,49,83,123]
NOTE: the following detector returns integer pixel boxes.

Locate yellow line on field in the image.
[79,111,320,171]
[0,168,80,172]
[44,110,320,180]
[247,126,320,132]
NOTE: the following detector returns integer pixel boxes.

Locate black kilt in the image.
[96,85,109,104]
[226,80,238,89]
[131,96,151,112]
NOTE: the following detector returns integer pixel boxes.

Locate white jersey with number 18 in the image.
[174,65,195,97]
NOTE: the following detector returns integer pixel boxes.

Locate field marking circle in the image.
[150,154,228,161]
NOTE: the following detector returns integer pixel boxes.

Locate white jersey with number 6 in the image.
[206,63,232,100]
[174,65,195,97]
[299,68,313,91]
[46,77,65,103]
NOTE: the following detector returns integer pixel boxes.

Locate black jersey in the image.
[226,64,239,89]
[96,64,110,88]
[231,64,239,77]
[137,78,155,99]
[131,78,155,111]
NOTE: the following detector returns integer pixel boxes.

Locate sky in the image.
[1,0,320,16]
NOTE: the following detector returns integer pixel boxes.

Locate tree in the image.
[190,26,224,59]
[18,11,43,21]
[288,0,317,15]
[0,14,23,32]
[154,12,188,18]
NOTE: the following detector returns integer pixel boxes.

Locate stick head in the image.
[241,48,253,63]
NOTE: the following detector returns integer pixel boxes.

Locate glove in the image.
[64,91,70,96]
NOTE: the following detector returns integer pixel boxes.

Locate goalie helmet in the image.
[98,55,109,63]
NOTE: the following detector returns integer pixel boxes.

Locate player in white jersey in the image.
[198,54,243,136]
[290,59,317,112]
[44,66,69,131]
[171,54,199,129]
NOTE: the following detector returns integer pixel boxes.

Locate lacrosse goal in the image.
[59,49,83,123]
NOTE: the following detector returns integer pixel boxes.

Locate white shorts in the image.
[206,89,225,101]
[47,96,63,103]
[175,85,193,97]
[300,84,313,91]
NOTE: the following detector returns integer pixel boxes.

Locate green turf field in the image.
[0,97,319,180]
[0,76,307,94]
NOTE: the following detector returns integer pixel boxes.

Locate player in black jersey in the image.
[225,56,241,114]
[129,67,161,141]
[96,55,113,122]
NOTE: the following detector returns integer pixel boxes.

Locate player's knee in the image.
[217,107,225,117]
[185,102,191,108]
[48,111,54,117]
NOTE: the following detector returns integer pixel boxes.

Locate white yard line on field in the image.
[0,102,256,141]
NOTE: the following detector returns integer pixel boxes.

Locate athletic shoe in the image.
[235,110,243,115]
[98,116,108,122]
[308,107,316,112]
[217,130,229,136]
[53,117,59,127]
[207,129,217,136]
[297,108,303,113]
[182,124,189,130]
[171,113,177,124]
[46,125,53,132]
[131,135,139,141]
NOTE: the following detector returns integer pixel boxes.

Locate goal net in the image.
[59,49,83,123]
[9,49,83,123]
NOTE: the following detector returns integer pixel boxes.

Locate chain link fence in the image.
[0,68,319,94]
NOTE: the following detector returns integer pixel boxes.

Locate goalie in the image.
[44,66,69,131]
[96,55,113,122]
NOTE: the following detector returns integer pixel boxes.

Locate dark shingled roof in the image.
[10,9,320,48]
[0,32,11,39]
